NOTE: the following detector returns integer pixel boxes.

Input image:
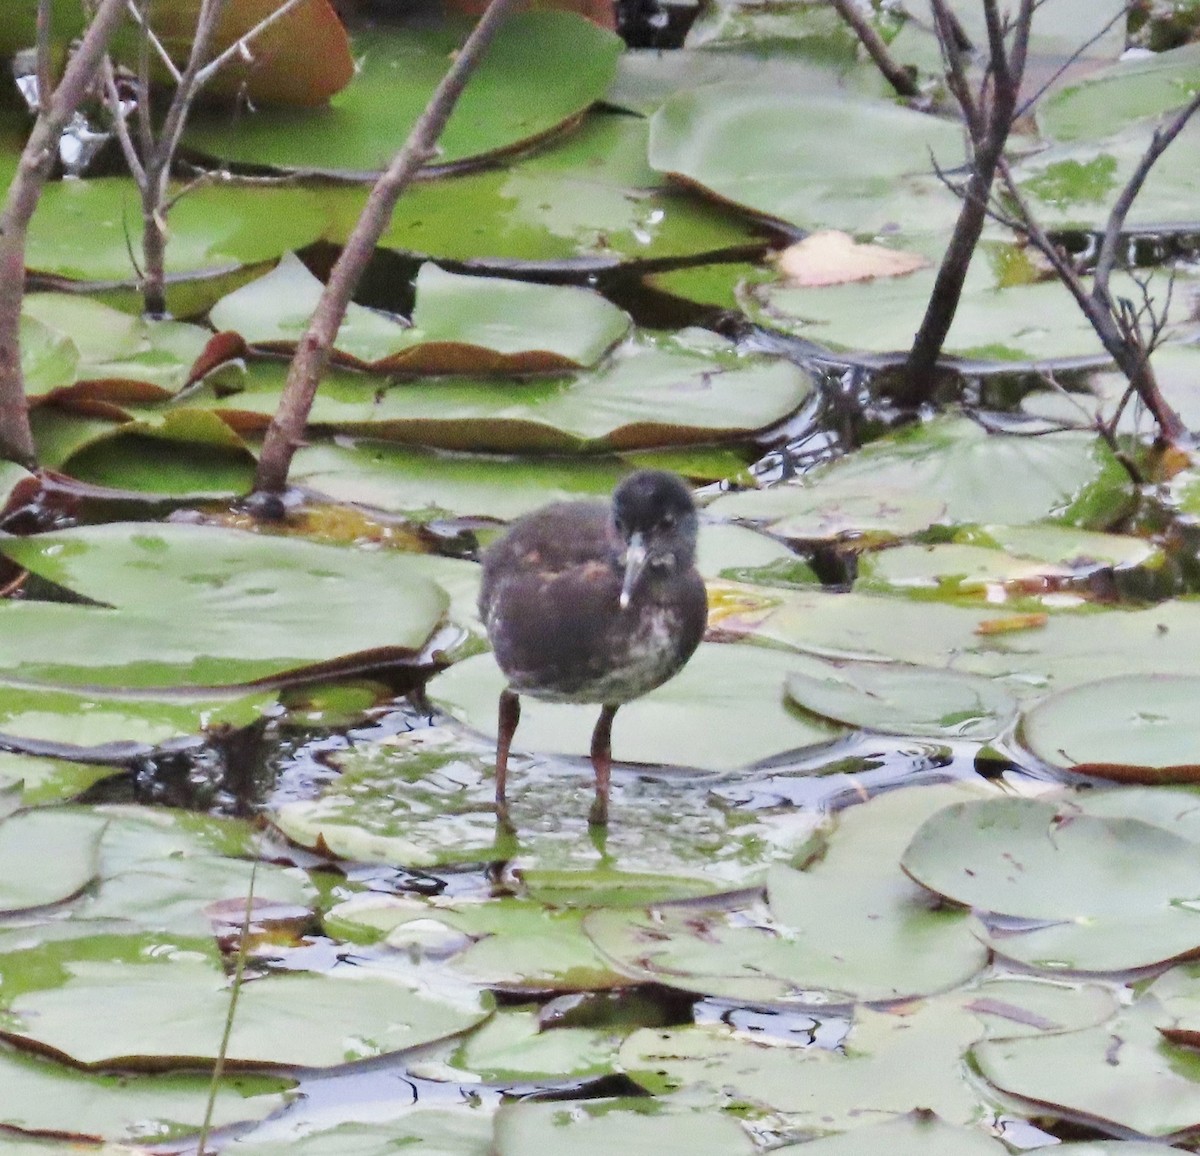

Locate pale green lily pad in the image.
[329,893,626,991]
[0,683,275,759]
[621,975,1115,1129]
[745,259,1200,365]
[772,1112,1009,1156]
[1014,119,1200,231]
[0,523,448,688]
[21,293,218,398]
[785,655,1017,739]
[698,522,816,585]
[974,999,1200,1138]
[1072,786,1200,842]
[361,111,765,268]
[0,751,118,805]
[272,725,825,891]
[209,256,631,372]
[28,177,331,288]
[194,328,815,452]
[224,1107,494,1156]
[493,1097,756,1156]
[649,85,965,235]
[450,1007,619,1082]
[902,797,1200,970]
[183,15,621,176]
[3,956,490,1069]
[430,643,846,772]
[707,417,1131,538]
[1037,41,1200,143]
[1020,675,1200,781]
[586,783,991,1005]
[0,809,106,913]
[0,1046,292,1144]
[0,463,34,512]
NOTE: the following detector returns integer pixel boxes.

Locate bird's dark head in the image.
[611,470,699,608]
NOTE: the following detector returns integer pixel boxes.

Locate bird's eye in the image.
[659,513,676,530]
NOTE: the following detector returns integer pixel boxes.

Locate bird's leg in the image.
[495,689,520,830]
[588,703,619,827]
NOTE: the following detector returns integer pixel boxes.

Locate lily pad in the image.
[772,1112,1009,1156]
[430,642,846,772]
[902,796,1200,970]
[0,683,275,760]
[649,85,965,236]
[974,999,1200,1138]
[272,724,825,890]
[0,523,448,688]
[450,1007,620,1082]
[329,893,626,991]
[0,809,106,913]
[585,783,991,1005]
[1020,675,1200,782]
[707,417,1131,538]
[209,256,631,372]
[3,956,490,1069]
[493,1097,756,1156]
[192,328,815,452]
[182,15,623,176]
[785,655,1018,740]
[1037,41,1200,143]
[0,1045,291,1144]
[224,1108,494,1156]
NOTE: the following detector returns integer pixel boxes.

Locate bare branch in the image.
[254,0,525,495]
[194,0,310,89]
[0,0,130,466]
[35,0,52,112]
[829,0,920,99]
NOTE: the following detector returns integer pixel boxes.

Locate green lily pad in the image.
[329,893,626,991]
[224,1107,494,1156]
[620,975,1114,1129]
[0,809,106,913]
[1037,41,1200,143]
[493,1097,756,1156]
[3,956,490,1069]
[209,257,631,372]
[707,417,1131,539]
[272,724,825,890]
[586,783,991,1005]
[182,15,622,176]
[902,797,1200,971]
[0,1045,291,1144]
[21,293,221,399]
[0,752,119,805]
[0,523,448,688]
[192,328,815,452]
[1019,675,1200,781]
[28,177,332,289]
[974,999,1200,1138]
[0,683,275,759]
[649,85,965,235]
[430,642,846,772]
[361,111,766,268]
[772,1112,1009,1156]
[744,258,1200,365]
[450,1007,620,1082]
[785,655,1018,739]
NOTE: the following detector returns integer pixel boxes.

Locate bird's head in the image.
[611,470,699,609]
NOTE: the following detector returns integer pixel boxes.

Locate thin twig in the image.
[829,0,920,98]
[194,0,310,89]
[254,0,525,494]
[35,0,52,112]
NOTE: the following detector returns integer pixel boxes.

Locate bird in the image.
[478,469,707,827]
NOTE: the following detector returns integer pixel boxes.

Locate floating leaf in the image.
[0,523,448,688]
[785,655,1018,740]
[182,15,623,176]
[1020,675,1200,782]
[902,797,1200,971]
[0,810,106,913]
[210,257,630,372]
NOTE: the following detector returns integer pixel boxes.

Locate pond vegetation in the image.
[3,0,1200,1151]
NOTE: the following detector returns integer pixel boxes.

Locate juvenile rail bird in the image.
[479,470,707,827]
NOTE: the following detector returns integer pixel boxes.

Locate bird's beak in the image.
[619,532,647,610]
